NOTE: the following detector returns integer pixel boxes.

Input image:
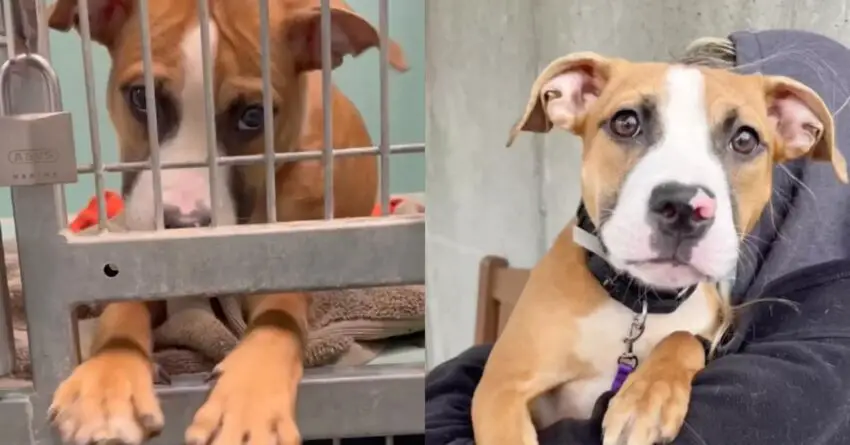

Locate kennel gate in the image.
[0,0,425,443]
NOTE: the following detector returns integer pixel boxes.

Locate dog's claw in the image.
[203,368,221,384]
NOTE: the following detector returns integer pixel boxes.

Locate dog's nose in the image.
[647,182,715,238]
[163,205,212,229]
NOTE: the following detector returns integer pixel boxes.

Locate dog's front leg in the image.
[471,346,573,445]
[185,292,308,445]
[602,331,706,445]
[472,385,541,445]
[49,301,163,444]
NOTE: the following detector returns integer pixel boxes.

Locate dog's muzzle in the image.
[647,181,716,257]
[163,204,212,229]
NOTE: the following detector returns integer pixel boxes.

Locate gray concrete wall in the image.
[425,0,850,366]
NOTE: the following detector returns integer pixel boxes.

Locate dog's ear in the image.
[764,75,848,184]
[47,0,132,47]
[286,6,385,73]
[506,52,613,147]
[323,0,409,72]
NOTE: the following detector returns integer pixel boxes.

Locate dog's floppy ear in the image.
[47,0,131,47]
[286,6,384,73]
[324,0,409,72]
[506,52,613,147]
[764,75,848,184]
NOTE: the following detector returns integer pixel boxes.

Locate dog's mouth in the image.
[621,257,711,289]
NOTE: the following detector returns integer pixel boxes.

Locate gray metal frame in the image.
[0,0,425,443]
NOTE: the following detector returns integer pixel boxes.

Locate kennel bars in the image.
[0,0,425,443]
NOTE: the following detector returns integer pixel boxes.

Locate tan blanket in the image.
[5,194,425,379]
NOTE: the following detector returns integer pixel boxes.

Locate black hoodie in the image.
[425,29,850,445]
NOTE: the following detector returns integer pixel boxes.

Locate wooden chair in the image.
[474,255,530,344]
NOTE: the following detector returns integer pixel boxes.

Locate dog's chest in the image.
[531,288,715,426]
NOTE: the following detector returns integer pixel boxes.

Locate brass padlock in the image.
[0,53,77,186]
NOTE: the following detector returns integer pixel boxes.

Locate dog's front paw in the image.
[185,329,304,445]
[49,349,163,445]
[601,366,692,445]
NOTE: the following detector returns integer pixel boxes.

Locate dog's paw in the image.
[49,349,163,445]
[601,367,692,445]
[185,329,303,445]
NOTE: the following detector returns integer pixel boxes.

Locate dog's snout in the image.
[647,182,715,238]
[163,205,212,229]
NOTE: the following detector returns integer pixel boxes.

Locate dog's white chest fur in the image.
[531,287,714,427]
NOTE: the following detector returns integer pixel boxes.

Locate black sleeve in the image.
[424,345,491,445]
[540,260,850,445]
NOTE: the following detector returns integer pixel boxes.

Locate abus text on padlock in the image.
[0,112,78,186]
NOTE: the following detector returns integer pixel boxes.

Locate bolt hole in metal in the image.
[103,263,119,278]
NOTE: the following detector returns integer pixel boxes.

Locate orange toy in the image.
[68,191,124,233]
[370,196,424,216]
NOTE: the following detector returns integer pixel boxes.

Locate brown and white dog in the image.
[471,52,847,445]
[45,0,407,444]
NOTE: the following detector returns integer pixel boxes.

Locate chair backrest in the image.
[474,255,530,344]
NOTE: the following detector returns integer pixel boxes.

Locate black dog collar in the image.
[575,203,697,315]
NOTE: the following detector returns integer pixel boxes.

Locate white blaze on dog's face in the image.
[47,0,389,230]
[509,52,848,290]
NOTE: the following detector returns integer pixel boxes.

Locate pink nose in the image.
[689,190,716,221]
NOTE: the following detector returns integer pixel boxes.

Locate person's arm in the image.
[425,345,491,445]
[540,260,850,445]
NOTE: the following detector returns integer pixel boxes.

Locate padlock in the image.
[0,52,77,186]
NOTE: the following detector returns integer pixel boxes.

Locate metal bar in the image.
[2,0,16,57]
[74,143,425,173]
[197,0,220,227]
[378,0,391,215]
[138,0,165,230]
[34,0,68,228]
[35,0,51,57]
[0,0,19,378]
[259,0,277,223]
[0,394,33,444]
[320,0,334,220]
[55,216,424,303]
[0,225,15,377]
[11,184,75,444]
[0,364,425,442]
[386,435,395,445]
[76,0,108,231]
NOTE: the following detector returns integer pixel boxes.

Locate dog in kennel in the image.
[0,0,424,444]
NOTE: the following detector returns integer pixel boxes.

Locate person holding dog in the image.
[426,29,850,445]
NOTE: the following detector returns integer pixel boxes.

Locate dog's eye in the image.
[237,105,265,132]
[729,126,760,155]
[127,86,148,113]
[609,109,641,138]
[123,84,176,136]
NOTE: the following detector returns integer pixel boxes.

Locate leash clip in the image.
[617,352,638,368]
[623,297,648,347]
[617,297,648,369]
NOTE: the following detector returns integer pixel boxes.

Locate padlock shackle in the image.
[0,53,63,116]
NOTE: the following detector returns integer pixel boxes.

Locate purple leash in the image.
[611,298,648,392]
[611,360,636,392]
